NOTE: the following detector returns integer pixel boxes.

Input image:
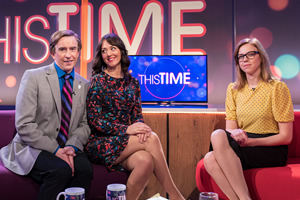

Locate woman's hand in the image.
[230,129,248,146]
[126,122,152,135]
[137,133,151,143]
[126,122,152,143]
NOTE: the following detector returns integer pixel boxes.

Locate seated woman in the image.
[85,33,184,200]
[203,38,294,200]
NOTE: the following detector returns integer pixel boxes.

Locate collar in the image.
[54,62,74,79]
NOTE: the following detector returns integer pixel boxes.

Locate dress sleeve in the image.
[86,76,127,136]
[225,83,238,121]
[130,78,144,124]
[272,81,294,122]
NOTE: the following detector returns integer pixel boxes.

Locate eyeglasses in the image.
[236,51,259,62]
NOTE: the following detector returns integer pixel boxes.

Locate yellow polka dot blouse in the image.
[225,80,294,134]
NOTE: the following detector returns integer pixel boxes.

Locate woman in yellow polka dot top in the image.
[203,38,294,200]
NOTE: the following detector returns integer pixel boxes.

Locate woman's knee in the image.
[203,152,218,173]
[138,151,154,171]
[147,132,161,146]
[211,129,228,149]
[129,151,154,173]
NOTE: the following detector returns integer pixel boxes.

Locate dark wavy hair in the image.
[92,33,131,82]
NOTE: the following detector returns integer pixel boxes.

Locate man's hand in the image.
[62,146,76,156]
[55,147,76,176]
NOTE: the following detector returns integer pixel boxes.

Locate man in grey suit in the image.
[0,30,93,200]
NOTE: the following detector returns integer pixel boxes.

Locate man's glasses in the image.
[236,51,259,62]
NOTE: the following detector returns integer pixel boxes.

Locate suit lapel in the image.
[46,64,61,120]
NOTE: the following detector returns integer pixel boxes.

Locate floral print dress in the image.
[85,72,144,171]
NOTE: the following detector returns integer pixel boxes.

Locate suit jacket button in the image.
[56,128,59,132]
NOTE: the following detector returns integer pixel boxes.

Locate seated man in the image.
[0,30,93,200]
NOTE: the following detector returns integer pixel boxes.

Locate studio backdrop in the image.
[0,0,299,106]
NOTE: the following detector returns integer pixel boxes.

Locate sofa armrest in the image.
[0,110,16,148]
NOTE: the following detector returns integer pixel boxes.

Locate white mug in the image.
[56,187,85,200]
[199,192,218,200]
[106,184,126,200]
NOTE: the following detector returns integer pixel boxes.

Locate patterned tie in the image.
[57,74,72,147]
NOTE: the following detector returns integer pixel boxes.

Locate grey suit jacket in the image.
[0,63,91,175]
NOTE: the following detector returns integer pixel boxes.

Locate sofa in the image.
[0,110,129,200]
[195,111,300,200]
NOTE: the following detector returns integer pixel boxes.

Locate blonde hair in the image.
[233,38,274,90]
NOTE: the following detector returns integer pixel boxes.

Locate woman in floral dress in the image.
[85,33,184,200]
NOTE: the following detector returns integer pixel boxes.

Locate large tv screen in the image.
[128,55,207,104]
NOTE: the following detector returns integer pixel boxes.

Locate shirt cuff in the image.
[53,146,60,155]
